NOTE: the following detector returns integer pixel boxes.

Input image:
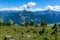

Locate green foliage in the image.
[0,20,59,40]
[0,24,59,40]
[0,22,3,26]
[0,22,6,26]
[55,34,58,40]
[0,19,13,26]
[35,24,38,27]
[39,26,45,35]
[6,20,13,26]
[41,20,47,27]
[2,22,6,26]
[24,22,30,26]
[29,21,34,26]
[24,21,34,27]
[6,22,12,26]
[52,23,58,29]
[51,23,58,34]
[44,37,49,40]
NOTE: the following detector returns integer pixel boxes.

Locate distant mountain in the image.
[0,10,60,25]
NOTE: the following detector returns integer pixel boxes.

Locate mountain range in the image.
[0,10,60,26]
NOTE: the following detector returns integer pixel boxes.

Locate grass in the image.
[0,26,60,40]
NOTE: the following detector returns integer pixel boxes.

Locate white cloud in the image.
[19,2,36,10]
[45,5,54,10]
[45,5,60,11]
[27,2,36,7]
[0,7,20,11]
[0,2,36,11]
[34,8,44,11]
[19,4,27,10]
[0,2,60,11]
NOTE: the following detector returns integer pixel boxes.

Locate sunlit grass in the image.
[0,26,60,40]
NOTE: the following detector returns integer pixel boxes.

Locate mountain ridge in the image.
[0,10,60,25]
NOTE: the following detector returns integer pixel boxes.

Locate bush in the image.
[6,21,12,26]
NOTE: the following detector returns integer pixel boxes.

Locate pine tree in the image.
[39,26,45,35]
[29,21,34,26]
[39,21,47,35]
[24,22,30,26]
[51,23,58,34]
[6,20,13,26]
[0,18,3,26]
[35,24,38,27]
[0,22,2,26]
[51,23,58,40]
[2,22,6,26]
[52,23,58,30]
[41,20,47,27]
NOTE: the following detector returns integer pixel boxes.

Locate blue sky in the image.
[0,0,60,11]
[0,0,60,8]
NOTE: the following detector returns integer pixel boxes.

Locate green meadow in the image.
[0,21,60,40]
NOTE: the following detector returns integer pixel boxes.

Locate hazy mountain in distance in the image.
[0,10,60,25]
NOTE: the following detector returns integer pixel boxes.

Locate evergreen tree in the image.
[35,24,38,27]
[51,23,58,34]
[0,18,3,26]
[39,20,47,35]
[0,22,3,26]
[52,23,58,30]
[39,26,45,35]
[41,20,47,27]
[2,22,6,26]
[24,22,30,26]
[29,21,34,26]
[6,20,13,26]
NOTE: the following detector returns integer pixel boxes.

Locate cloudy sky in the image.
[0,0,60,11]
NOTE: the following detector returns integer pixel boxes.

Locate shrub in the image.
[6,21,12,26]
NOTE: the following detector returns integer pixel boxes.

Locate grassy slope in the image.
[0,26,60,40]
